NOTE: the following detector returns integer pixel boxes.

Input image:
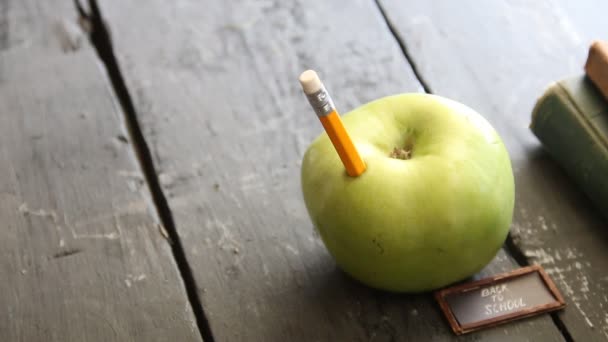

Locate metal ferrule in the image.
[305,86,335,117]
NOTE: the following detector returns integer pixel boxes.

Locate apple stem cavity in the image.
[390,147,412,160]
[389,138,414,160]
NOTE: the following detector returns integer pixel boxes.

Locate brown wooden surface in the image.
[0,1,201,341]
[94,0,565,340]
[377,0,608,340]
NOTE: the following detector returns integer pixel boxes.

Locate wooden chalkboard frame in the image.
[435,265,566,335]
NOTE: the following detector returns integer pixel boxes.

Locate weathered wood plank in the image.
[377,0,608,340]
[97,0,564,340]
[0,1,201,341]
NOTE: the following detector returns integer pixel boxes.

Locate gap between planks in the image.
[74,0,215,341]
[373,0,433,94]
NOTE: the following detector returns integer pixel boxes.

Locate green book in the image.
[530,76,608,219]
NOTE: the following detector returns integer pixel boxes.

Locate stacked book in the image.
[530,41,608,220]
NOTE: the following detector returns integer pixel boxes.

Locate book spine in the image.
[530,80,608,219]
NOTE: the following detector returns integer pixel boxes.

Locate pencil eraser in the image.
[299,70,323,95]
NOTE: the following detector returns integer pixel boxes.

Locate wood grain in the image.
[0,1,201,341]
[377,0,608,340]
[96,0,564,340]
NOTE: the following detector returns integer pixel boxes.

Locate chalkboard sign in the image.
[435,265,565,335]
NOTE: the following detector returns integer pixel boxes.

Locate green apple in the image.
[301,93,514,292]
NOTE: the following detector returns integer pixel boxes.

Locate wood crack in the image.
[373,0,433,94]
[73,1,214,341]
[52,248,83,259]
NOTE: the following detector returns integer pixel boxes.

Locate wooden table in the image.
[2,0,607,341]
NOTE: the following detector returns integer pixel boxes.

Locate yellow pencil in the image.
[299,70,366,177]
